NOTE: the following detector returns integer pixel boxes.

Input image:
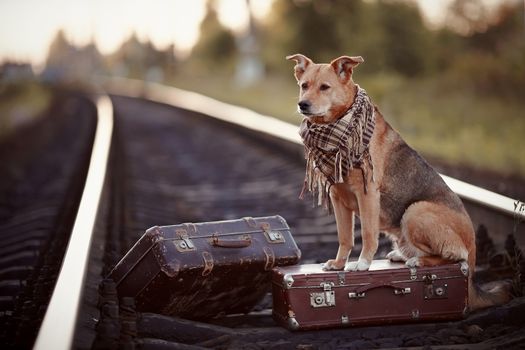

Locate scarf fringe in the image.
[298,149,333,210]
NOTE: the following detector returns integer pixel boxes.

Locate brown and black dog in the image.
[287,53,508,310]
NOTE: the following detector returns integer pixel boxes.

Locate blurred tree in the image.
[466,1,523,53]
[333,0,386,74]
[104,33,141,78]
[376,0,431,77]
[263,0,433,77]
[160,44,178,80]
[263,0,341,72]
[446,1,525,98]
[43,30,104,81]
[190,0,237,71]
[45,30,75,70]
[446,0,490,36]
[107,34,177,81]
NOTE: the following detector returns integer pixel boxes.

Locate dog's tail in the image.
[468,277,511,311]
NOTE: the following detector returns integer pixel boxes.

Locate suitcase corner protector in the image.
[283,273,294,289]
[287,316,300,331]
[145,225,163,241]
[274,311,300,331]
[275,215,288,225]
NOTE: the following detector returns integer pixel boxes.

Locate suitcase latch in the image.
[423,273,448,299]
[175,230,195,252]
[261,223,285,244]
[310,282,336,308]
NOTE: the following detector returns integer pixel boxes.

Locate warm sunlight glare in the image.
[0,0,273,68]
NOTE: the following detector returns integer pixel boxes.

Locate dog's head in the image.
[287,54,363,124]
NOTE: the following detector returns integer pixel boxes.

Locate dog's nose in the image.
[298,100,311,112]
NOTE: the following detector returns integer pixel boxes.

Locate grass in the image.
[168,70,525,177]
[168,72,300,125]
[0,82,52,140]
[372,75,525,176]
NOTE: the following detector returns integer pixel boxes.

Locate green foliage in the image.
[370,75,525,175]
[268,0,342,62]
[190,1,237,72]
[0,82,51,140]
[376,1,430,77]
[446,4,525,99]
[264,0,432,77]
[262,0,525,92]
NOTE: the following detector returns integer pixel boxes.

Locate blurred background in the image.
[1,0,524,176]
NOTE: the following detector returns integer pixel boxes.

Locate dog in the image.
[287,53,509,310]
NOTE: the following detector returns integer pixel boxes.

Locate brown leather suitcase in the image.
[108,216,301,320]
[272,260,468,330]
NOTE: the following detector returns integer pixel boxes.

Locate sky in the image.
[0,0,272,69]
[0,0,506,70]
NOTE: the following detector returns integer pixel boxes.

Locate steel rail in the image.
[33,95,114,350]
[104,77,524,220]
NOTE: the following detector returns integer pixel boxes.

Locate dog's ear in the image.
[286,54,313,81]
[330,56,364,82]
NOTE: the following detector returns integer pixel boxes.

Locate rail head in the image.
[33,95,113,350]
[103,77,524,221]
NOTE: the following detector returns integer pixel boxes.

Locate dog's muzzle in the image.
[298,100,311,114]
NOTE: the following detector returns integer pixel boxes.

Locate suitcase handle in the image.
[211,235,252,248]
[349,282,411,298]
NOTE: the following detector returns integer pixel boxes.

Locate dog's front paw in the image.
[345,259,371,271]
[386,250,406,262]
[405,257,421,268]
[459,260,469,276]
[322,259,346,271]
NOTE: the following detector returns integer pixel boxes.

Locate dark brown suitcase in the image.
[272,260,468,330]
[109,216,301,320]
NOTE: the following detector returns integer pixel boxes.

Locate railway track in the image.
[0,93,97,348]
[2,81,523,349]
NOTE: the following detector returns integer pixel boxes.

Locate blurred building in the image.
[40,30,177,84]
[40,30,104,83]
[0,62,34,83]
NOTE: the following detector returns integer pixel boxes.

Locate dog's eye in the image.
[320,84,331,91]
[301,82,309,90]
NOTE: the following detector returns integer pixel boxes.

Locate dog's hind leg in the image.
[384,236,407,262]
[386,247,407,262]
[400,202,472,269]
[323,185,356,270]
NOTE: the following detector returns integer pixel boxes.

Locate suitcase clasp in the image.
[175,229,195,252]
[310,282,336,308]
[261,223,285,244]
[423,273,448,299]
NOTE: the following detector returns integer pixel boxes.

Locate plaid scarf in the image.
[299,86,375,209]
